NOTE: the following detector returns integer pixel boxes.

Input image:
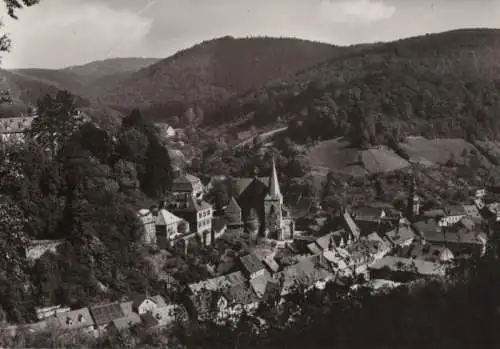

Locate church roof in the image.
[226,197,242,212]
[233,177,269,196]
[267,157,282,199]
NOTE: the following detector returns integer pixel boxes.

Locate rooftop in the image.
[89,302,125,326]
[222,283,260,306]
[239,253,265,276]
[369,256,446,277]
[0,117,34,134]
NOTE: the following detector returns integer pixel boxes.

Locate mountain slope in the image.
[212,29,500,141]
[63,57,161,80]
[92,36,347,116]
[0,69,123,125]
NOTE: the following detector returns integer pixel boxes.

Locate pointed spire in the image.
[268,155,282,199]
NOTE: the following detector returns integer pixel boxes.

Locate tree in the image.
[30,91,84,156]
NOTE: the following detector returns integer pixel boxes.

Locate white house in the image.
[133,295,168,315]
[438,205,467,227]
[0,116,35,144]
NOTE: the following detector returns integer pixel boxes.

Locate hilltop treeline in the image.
[208,29,500,145]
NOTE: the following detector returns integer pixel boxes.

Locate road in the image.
[235,126,288,148]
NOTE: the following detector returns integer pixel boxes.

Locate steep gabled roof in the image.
[240,253,265,276]
[221,283,259,306]
[157,209,183,226]
[266,157,282,200]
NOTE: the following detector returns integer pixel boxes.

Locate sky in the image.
[1,0,499,69]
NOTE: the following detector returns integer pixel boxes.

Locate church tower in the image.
[264,156,284,239]
[407,175,420,221]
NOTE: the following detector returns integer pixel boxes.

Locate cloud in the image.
[318,0,396,24]
[1,0,499,69]
[1,0,153,69]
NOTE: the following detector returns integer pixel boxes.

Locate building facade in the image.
[229,158,294,240]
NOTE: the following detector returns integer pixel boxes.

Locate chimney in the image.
[150,205,159,217]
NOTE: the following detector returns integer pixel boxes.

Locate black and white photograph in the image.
[1,0,500,348]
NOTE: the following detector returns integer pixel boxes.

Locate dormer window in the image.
[78,314,85,322]
[155,313,162,320]
[66,317,73,325]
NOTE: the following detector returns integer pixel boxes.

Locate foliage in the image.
[0,93,173,322]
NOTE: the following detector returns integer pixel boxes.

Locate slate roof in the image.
[369,256,446,277]
[262,257,280,273]
[400,241,454,263]
[157,209,183,226]
[221,283,260,306]
[233,177,270,196]
[462,204,480,217]
[132,295,167,310]
[342,211,361,240]
[353,207,385,221]
[384,225,416,246]
[278,258,330,294]
[110,313,141,331]
[188,275,230,294]
[89,302,125,326]
[249,270,273,298]
[240,253,265,276]
[447,205,467,216]
[53,307,94,331]
[142,305,183,328]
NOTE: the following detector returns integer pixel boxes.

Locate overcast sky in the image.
[1,0,499,69]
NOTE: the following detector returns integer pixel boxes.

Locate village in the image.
[1,115,494,339]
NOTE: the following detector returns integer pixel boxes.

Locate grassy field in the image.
[398,137,491,167]
[307,138,411,177]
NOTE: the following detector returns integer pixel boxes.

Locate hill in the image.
[211,29,500,142]
[91,36,347,119]
[0,69,123,126]
[63,57,161,79]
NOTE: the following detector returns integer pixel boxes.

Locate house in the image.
[137,209,157,246]
[232,158,295,240]
[89,302,126,332]
[262,256,280,275]
[167,174,214,245]
[462,204,481,219]
[217,284,260,324]
[334,211,361,242]
[35,305,71,321]
[439,205,467,226]
[51,307,95,333]
[368,256,446,282]
[155,123,176,138]
[107,313,142,335]
[132,295,168,315]
[383,223,416,248]
[0,116,35,144]
[225,197,243,228]
[422,209,446,222]
[142,304,186,330]
[400,241,454,263]
[156,208,191,244]
[353,207,386,222]
[413,220,487,257]
[239,253,266,279]
[249,271,275,298]
[25,239,63,262]
[137,207,191,247]
[276,258,331,296]
[171,173,205,201]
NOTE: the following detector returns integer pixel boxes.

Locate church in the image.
[225,158,295,241]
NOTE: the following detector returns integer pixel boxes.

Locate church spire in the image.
[268,156,282,199]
